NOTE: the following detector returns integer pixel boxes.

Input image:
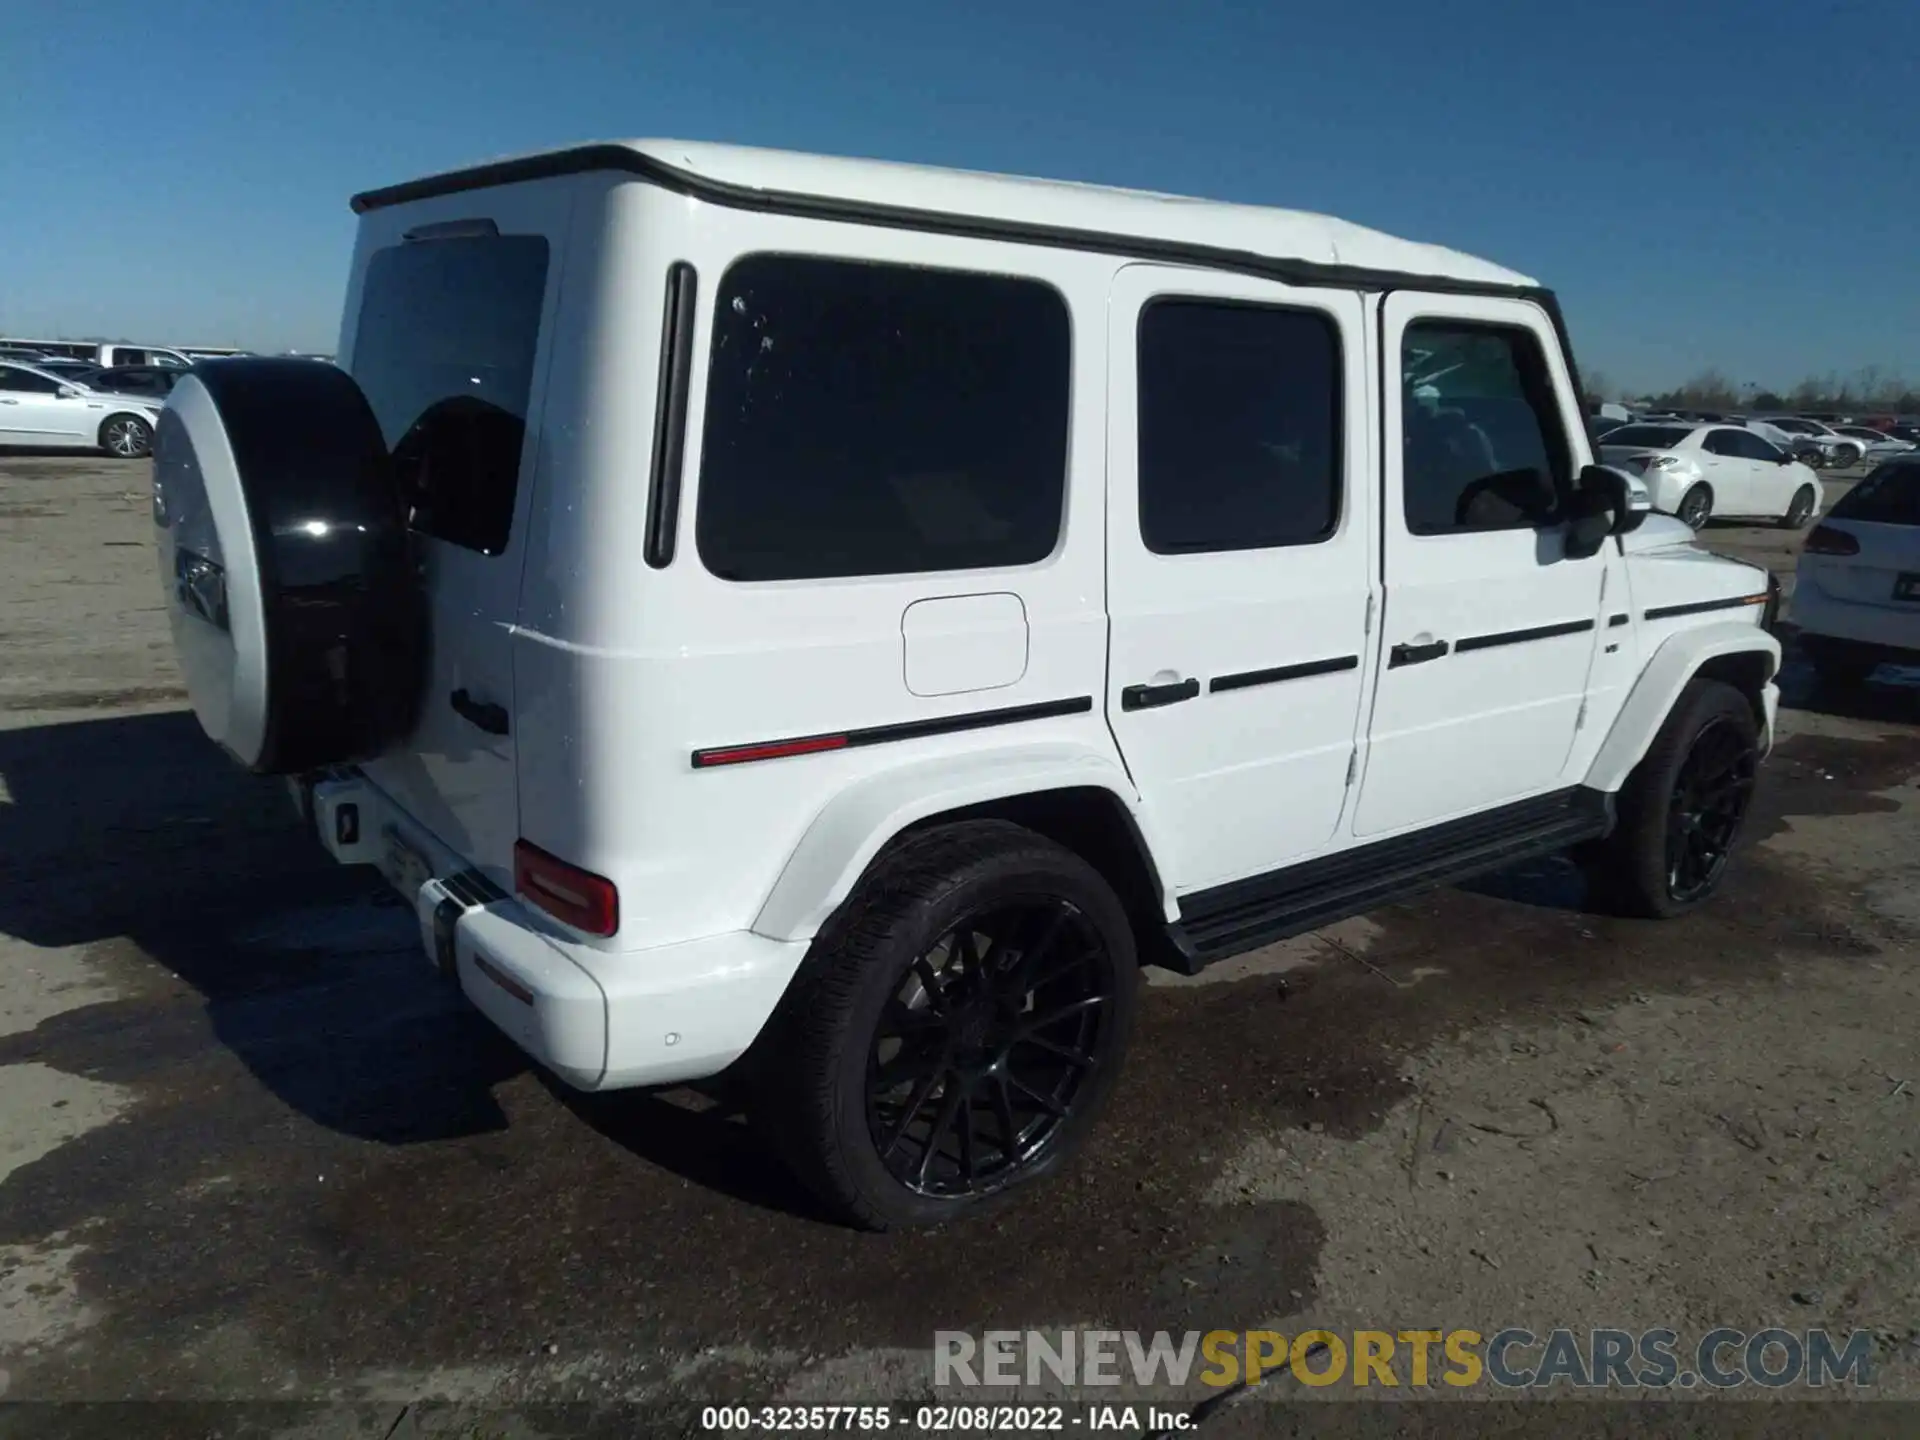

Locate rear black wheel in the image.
[99,412,152,458]
[754,821,1138,1229]
[1777,484,1817,529]
[1585,679,1759,918]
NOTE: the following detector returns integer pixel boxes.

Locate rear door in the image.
[1104,265,1376,893]
[343,186,573,888]
[1355,292,1609,837]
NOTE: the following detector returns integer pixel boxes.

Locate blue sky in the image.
[4,0,1915,394]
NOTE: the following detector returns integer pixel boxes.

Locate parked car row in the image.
[0,360,167,456]
[1590,408,1917,520]
[1597,422,1822,529]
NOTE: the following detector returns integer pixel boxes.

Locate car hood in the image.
[1622,516,1770,618]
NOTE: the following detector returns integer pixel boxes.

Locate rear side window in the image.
[1603,425,1695,449]
[1136,299,1341,553]
[695,255,1070,582]
[1829,462,1920,525]
[350,234,550,556]
[1401,322,1573,534]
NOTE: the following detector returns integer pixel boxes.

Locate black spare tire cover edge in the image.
[161,358,426,774]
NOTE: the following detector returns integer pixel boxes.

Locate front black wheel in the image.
[1777,484,1817,529]
[1678,484,1713,530]
[1586,678,1759,918]
[754,821,1138,1229]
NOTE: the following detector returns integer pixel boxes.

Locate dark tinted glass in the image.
[1136,299,1341,553]
[1401,322,1571,533]
[1829,462,1920,525]
[696,256,1069,582]
[349,235,550,556]
[1602,424,1695,450]
[0,366,62,395]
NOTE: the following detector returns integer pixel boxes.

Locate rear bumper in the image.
[1792,582,1920,655]
[303,772,807,1091]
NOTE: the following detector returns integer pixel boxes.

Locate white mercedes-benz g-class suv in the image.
[153,140,1782,1229]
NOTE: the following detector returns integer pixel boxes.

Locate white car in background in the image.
[0,360,165,457]
[1795,457,1920,685]
[1599,421,1822,530]
[1833,425,1916,465]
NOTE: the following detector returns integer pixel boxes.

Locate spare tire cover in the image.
[152,359,426,774]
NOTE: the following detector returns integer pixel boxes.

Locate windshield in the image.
[1600,424,1694,450]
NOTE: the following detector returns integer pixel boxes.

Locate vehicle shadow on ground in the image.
[0,708,526,1145]
[0,707,825,1215]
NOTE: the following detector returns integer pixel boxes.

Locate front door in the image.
[0,365,87,443]
[1354,292,1607,838]
[1699,427,1759,513]
[1104,265,1376,894]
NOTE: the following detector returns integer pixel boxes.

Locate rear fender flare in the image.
[1585,622,1781,794]
[751,744,1174,943]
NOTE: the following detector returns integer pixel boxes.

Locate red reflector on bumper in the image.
[513,840,619,936]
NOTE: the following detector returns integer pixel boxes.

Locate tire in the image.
[753,820,1140,1230]
[152,359,426,774]
[1835,444,1863,469]
[1777,484,1817,529]
[1585,679,1759,919]
[99,412,153,459]
[1677,484,1713,530]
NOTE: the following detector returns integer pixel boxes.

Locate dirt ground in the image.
[2,452,1918,1439]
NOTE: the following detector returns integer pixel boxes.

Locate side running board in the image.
[1165,786,1613,972]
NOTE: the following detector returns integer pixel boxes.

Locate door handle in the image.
[1121,677,1200,711]
[0,399,19,405]
[450,688,510,736]
[1388,639,1450,668]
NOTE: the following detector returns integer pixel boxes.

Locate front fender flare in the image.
[751,743,1173,943]
[1584,621,1781,794]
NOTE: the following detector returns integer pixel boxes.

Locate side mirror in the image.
[57,384,80,398]
[1567,464,1649,557]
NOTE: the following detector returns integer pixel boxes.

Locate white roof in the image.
[389,138,1538,289]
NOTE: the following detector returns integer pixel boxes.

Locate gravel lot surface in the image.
[2,452,1916,1439]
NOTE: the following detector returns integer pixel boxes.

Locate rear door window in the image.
[695,255,1070,582]
[349,234,551,556]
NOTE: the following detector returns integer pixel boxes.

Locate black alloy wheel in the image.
[1664,715,1758,904]
[865,896,1119,1199]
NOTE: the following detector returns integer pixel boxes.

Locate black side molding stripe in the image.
[1644,594,1769,621]
[643,261,698,568]
[693,696,1093,768]
[1608,612,1630,627]
[1453,618,1595,654]
[1210,655,1360,694]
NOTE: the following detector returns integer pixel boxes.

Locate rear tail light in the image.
[514,840,619,936]
[1650,455,1682,470]
[1803,525,1860,557]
